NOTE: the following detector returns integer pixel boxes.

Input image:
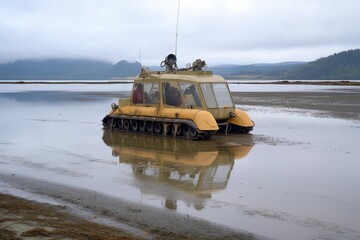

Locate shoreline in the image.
[0,174,260,240]
[230,80,360,86]
[0,80,360,86]
[0,193,140,240]
[0,81,131,84]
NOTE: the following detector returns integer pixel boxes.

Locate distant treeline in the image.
[284,49,360,80]
[212,49,360,80]
[0,49,359,80]
[211,62,305,80]
[0,59,141,80]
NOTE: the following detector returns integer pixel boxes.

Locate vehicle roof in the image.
[135,70,226,83]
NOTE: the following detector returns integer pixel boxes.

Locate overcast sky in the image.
[1,0,360,66]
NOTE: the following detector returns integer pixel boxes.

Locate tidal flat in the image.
[0,83,359,240]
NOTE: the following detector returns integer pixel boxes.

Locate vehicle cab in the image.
[103,54,254,140]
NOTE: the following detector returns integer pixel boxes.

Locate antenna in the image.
[138,48,142,66]
[175,0,180,56]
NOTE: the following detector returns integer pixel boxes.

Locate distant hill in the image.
[284,49,360,80]
[0,59,141,80]
[1,49,359,80]
[0,59,112,80]
[106,60,141,78]
[210,62,305,79]
[210,49,360,80]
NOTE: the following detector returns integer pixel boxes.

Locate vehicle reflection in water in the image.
[102,130,254,211]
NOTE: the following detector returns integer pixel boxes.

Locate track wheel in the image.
[123,119,130,131]
[183,125,198,139]
[110,118,116,130]
[146,122,153,133]
[139,121,146,132]
[154,122,162,134]
[182,125,189,138]
[189,127,198,139]
[130,120,138,131]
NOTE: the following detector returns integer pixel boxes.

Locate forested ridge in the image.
[1,49,359,80]
[284,49,360,80]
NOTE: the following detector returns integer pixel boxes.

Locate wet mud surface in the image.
[0,176,257,240]
[1,83,360,240]
[0,193,138,240]
[232,91,360,121]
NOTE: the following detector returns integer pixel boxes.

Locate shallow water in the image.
[1,81,359,93]
[0,85,360,240]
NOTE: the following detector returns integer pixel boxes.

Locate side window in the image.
[144,82,159,104]
[200,83,217,108]
[163,81,183,107]
[212,83,234,108]
[132,82,144,104]
[180,83,202,108]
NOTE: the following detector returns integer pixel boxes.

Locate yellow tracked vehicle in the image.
[102,54,254,140]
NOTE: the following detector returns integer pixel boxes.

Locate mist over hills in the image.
[0,49,359,80]
[0,59,141,80]
[0,59,111,80]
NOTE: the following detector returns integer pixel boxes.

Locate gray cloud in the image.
[1,0,360,66]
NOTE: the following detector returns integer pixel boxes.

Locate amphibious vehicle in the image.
[102,54,254,140]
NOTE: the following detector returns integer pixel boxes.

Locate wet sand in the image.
[0,174,258,240]
[231,80,360,86]
[0,193,137,240]
[1,84,360,239]
[232,90,360,121]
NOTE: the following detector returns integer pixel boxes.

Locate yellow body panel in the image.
[227,109,254,127]
[113,105,219,131]
[193,111,219,130]
[159,108,183,118]
[119,98,130,107]
[119,105,157,117]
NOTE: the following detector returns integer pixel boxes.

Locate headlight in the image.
[229,111,236,118]
[111,103,118,110]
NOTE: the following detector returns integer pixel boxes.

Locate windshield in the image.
[200,83,234,108]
